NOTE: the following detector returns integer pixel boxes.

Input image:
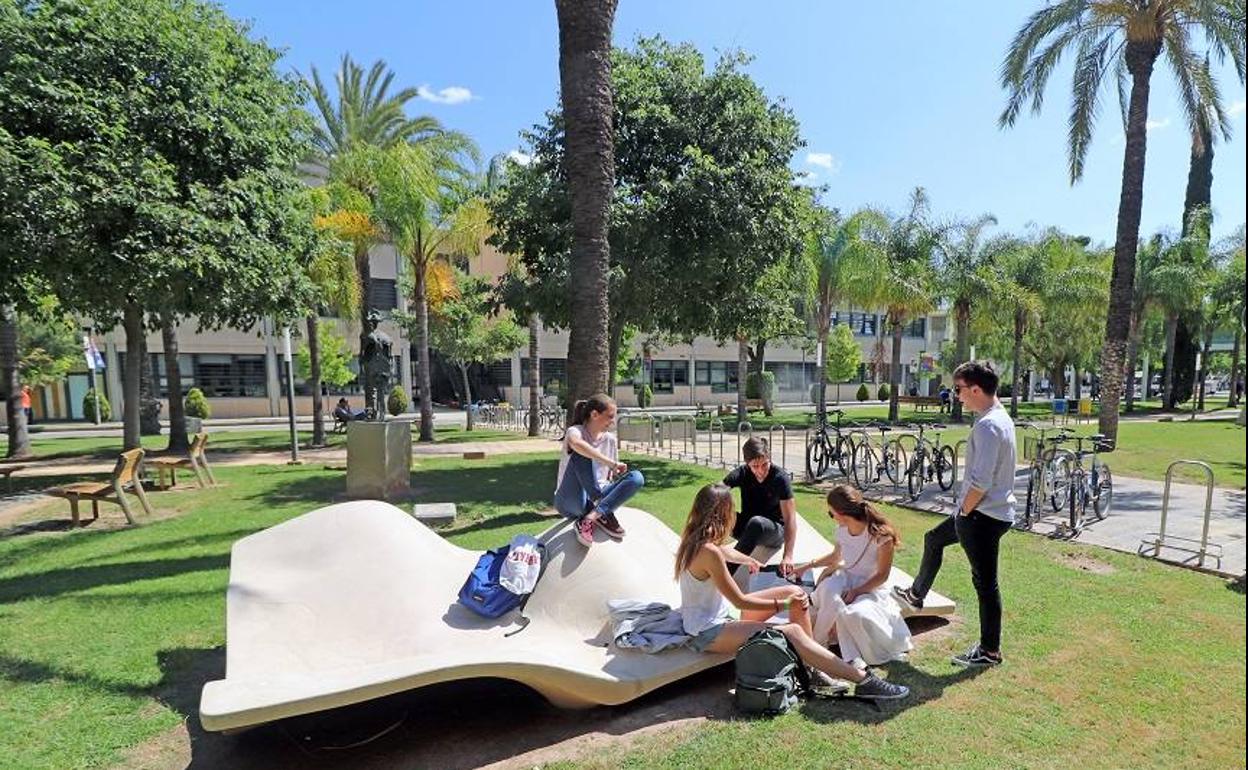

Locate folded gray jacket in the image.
[607,599,692,653]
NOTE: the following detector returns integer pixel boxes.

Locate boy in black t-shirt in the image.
[723,437,797,578]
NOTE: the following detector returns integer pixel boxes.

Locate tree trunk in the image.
[1124,306,1142,413]
[606,315,625,396]
[1073,367,1082,400]
[815,324,828,426]
[1228,328,1241,409]
[1010,310,1024,418]
[161,315,189,452]
[888,314,902,423]
[1098,39,1161,441]
[556,0,617,413]
[528,314,540,436]
[1163,312,1179,410]
[307,315,325,447]
[1172,323,1198,406]
[357,245,374,416]
[1051,365,1066,402]
[0,305,30,458]
[748,338,771,416]
[952,300,970,422]
[1198,330,1213,411]
[736,336,748,421]
[414,262,434,442]
[460,363,474,431]
[138,325,161,436]
[122,301,143,450]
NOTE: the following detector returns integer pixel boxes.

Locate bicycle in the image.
[852,423,907,491]
[903,422,955,500]
[1015,422,1076,531]
[1060,433,1114,536]
[805,409,860,481]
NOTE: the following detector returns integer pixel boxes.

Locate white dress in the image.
[809,524,913,666]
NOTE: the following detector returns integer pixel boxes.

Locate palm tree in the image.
[992,235,1049,417]
[860,188,941,423]
[555,0,618,411]
[1000,0,1245,440]
[1150,214,1212,409]
[1124,233,1164,412]
[804,207,883,425]
[938,214,1016,422]
[1220,227,1246,408]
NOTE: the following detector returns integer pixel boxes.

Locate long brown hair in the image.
[569,393,615,428]
[674,484,737,579]
[827,484,900,547]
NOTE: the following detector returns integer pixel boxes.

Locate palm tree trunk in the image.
[815,323,828,426]
[736,336,748,421]
[1163,312,1179,410]
[0,305,31,458]
[1010,309,1024,418]
[161,315,188,452]
[122,301,143,450]
[1073,366,1082,400]
[1124,307,1142,413]
[460,363,474,431]
[1198,330,1213,411]
[414,262,434,442]
[1228,328,1241,409]
[888,314,902,423]
[556,0,617,412]
[1098,39,1162,441]
[307,315,325,447]
[952,301,970,422]
[528,314,540,436]
[357,245,374,416]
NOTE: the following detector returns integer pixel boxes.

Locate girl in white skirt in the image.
[795,485,913,667]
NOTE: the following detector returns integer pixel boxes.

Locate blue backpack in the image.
[457,542,548,621]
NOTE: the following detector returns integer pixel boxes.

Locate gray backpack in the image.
[734,628,812,715]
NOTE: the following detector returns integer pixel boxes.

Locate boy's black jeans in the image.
[911,510,1011,652]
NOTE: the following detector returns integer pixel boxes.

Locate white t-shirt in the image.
[554,425,618,493]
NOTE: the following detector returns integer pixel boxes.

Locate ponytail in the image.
[826,484,900,547]
[561,393,616,439]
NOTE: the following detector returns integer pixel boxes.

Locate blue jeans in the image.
[554,451,645,519]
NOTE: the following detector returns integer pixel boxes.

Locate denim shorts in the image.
[689,621,729,652]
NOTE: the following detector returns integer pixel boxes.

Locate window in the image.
[695,361,738,393]
[771,362,810,391]
[520,357,566,391]
[368,278,398,311]
[485,359,513,386]
[152,353,196,398]
[906,317,927,338]
[650,360,687,393]
[831,310,877,337]
[194,354,268,397]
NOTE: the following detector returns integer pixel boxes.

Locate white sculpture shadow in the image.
[199,502,952,732]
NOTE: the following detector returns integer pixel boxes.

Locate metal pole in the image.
[282,327,300,464]
[84,327,101,425]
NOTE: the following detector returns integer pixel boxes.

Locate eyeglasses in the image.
[953,385,964,394]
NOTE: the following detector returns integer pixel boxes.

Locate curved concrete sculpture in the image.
[200,501,953,732]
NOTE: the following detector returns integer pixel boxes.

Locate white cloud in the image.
[417,85,475,105]
[507,150,532,166]
[1229,99,1246,118]
[1145,117,1171,131]
[805,152,841,173]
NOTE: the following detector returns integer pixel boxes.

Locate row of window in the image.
[827,312,927,339]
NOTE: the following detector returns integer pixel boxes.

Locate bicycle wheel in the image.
[853,443,878,490]
[806,434,829,481]
[834,434,855,478]
[1068,470,1085,534]
[907,450,926,499]
[1047,450,1075,512]
[883,441,908,485]
[1019,465,1043,530]
[935,445,956,491]
[1091,463,1113,520]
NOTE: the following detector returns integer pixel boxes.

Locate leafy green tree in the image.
[83,389,111,422]
[1,0,316,450]
[824,323,861,405]
[999,0,1245,440]
[297,321,357,390]
[16,304,79,390]
[425,272,526,430]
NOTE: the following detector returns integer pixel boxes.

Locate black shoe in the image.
[951,644,1002,667]
[854,673,909,700]
[892,584,924,610]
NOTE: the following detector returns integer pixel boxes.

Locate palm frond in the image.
[1067,31,1116,182]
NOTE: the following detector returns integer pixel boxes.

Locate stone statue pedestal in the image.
[346,421,412,500]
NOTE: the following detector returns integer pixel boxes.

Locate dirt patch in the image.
[1055,551,1116,575]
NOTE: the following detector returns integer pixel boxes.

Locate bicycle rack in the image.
[737,422,754,463]
[708,418,725,468]
[1138,460,1222,570]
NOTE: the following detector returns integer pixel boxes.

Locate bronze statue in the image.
[359,310,393,420]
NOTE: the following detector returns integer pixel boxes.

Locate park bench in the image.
[897,395,942,412]
[46,448,154,526]
[717,399,764,417]
[148,432,217,489]
[1,463,29,493]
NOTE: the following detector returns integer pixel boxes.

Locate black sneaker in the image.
[854,673,910,700]
[951,644,1002,667]
[892,584,924,610]
[595,512,626,540]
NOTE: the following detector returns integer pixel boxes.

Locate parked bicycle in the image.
[805,409,861,482]
[1059,433,1114,536]
[852,423,907,491]
[903,422,955,500]
[1015,422,1076,530]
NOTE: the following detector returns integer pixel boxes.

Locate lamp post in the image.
[282,327,300,464]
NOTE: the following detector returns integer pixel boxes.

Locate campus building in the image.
[25,240,959,422]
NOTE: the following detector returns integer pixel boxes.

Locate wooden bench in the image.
[897,395,942,412]
[47,448,154,526]
[717,399,765,417]
[1,463,29,493]
[148,432,217,489]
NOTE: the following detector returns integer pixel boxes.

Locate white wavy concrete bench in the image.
[199,502,953,732]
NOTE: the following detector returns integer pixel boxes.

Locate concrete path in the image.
[863,471,1245,579]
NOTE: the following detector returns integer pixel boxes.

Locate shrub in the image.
[998,383,1013,398]
[856,383,870,402]
[82,388,111,422]
[637,383,653,408]
[877,383,891,402]
[183,387,211,419]
[387,386,409,416]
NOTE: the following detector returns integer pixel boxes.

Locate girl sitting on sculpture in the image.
[553,393,645,547]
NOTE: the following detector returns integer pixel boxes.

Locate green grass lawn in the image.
[0,425,526,464]
[0,455,1242,769]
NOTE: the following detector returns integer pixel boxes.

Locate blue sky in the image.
[221,1,1247,245]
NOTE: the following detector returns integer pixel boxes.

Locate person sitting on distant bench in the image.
[334,398,366,422]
